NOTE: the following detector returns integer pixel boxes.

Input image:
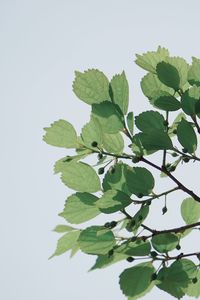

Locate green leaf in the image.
[153,92,181,111]
[188,57,200,86]
[103,132,124,154]
[141,72,174,100]
[43,119,78,148]
[181,197,200,224]
[135,46,169,73]
[59,193,100,224]
[181,86,200,115]
[50,230,80,258]
[168,112,186,137]
[90,253,127,271]
[166,56,189,89]
[156,62,180,90]
[119,262,155,297]
[131,133,156,157]
[156,259,196,299]
[102,162,131,195]
[125,167,155,196]
[139,130,173,151]
[73,69,110,105]
[135,111,165,132]
[126,206,149,233]
[78,226,116,255]
[116,239,151,256]
[54,153,89,174]
[151,233,179,253]
[92,101,124,134]
[81,117,103,148]
[60,161,101,193]
[110,71,129,114]
[186,270,200,298]
[96,190,132,214]
[127,112,134,135]
[53,225,75,233]
[177,118,197,153]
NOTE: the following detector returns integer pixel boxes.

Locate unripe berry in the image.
[131,236,137,242]
[110,221,117,228]
[150,251,158,258]
[171,152,178,157]
[104,222,110,228]
[126,256,135,262]
[176,244,181,250]
[132,156,140,163]
[183,157,190,163]
[173,129,177,134]
[182,148,188,153]
[162,206,168,215]
[91,141,98,147]
[137,193,143,198]
[98,167,105,175]
[108,249,114,257]
[192,277,198,284]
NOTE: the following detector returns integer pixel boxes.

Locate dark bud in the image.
[176,244,181,250]
[110,221,117,228]
[192,277,198,284]
[98,153,103,160]
[104,222,110,228]
[98,167,105,175]
[163,120,169,126]
[162,206,168,215]
[151,273,157,281]
[172,129,177,134]
[131,236,137,242]
[183,157,190,163]
[138,215,143,221]
[126,256,135,262]
[171,152,178,157]
[91,141,98,147]
[132,156,141,163]
[108,249,114,257]
[137,193,143,198]
[182,148,188,153]
[150,251,158,258]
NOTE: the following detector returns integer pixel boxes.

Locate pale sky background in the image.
[1,1,200,299]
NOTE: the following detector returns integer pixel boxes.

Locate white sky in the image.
[1,1,200,299]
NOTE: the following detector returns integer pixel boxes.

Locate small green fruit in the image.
[132,156,140,163]
[183,157,190,163]
[91,141,98,147]
[176,244,181,250]
[98,167,105,175]
[126,257,134,262]
[163,120,169,126]
[182,148,188,153]
[131,236,137,242]
[104,222,110,228]
[162,206,168,215]
[137,193,143,198]
[192,277,198,284]
[150,251,158,258]
[108,249,114,257]
[171,152,178,157]
[110,221,117,228]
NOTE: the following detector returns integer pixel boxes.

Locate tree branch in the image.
[141,157,200,203]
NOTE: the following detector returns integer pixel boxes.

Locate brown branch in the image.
[141,157,200,203]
